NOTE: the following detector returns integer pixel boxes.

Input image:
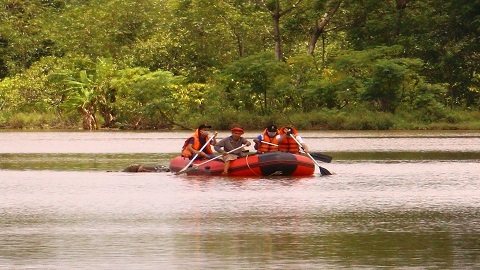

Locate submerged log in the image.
[107,164,171,173]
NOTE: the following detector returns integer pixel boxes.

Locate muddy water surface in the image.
[0,130,479,269]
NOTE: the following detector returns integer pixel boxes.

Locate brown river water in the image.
[0,130,479,269]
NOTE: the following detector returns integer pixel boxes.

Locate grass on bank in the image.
[1,109,479,130]
[0,112,78,129]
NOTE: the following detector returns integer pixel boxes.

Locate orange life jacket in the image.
[258,129,279,153]
[181,129,214,158]
[278,126,300,153]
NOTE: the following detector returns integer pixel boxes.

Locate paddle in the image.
[287,134,332,176]
[176,145,245,175]
[175,133,217,175]
[260,140,278,146]
[261,141,333,163]
[309,152,333,163]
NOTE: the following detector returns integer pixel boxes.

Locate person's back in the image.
[253,124,279,154]
[277,126,308,154]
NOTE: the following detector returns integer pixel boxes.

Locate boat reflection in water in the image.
[170,152,316,176]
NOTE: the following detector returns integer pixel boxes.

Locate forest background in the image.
[0,0,479,131]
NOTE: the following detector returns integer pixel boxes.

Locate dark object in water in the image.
[120,164,171,173]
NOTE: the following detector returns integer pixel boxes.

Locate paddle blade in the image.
[310,152,333,163]
[175,168,188,175]
[175,164,197,175]
[319,166,332,176]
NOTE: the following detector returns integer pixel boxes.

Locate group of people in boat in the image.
[181,123,309,175]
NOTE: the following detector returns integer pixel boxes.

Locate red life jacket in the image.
[181,129,214,158]
[278,126,300,153]
[259,129,279,153]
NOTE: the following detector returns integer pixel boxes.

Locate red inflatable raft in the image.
[169,152,315,176]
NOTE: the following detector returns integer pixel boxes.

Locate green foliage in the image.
[58,58,118,129]
[0,56,64,113]
[362,59,408,112]
[220,52,289,115]
[0,0,478,130]
[400,81,448,123]
[0,77,22,112]
[111,67,185,129]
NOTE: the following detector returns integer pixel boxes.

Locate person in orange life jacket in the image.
[276,126,309,154]
[253,124,279,154]
[214,127,251,175]
[181,124,217,160]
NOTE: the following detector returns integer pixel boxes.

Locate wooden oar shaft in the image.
[261,141,278,146]
[196,145,244,166]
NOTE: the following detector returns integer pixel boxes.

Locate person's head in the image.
[198,124,212,137]
[266,124,278,138]
[230,127,244,140]
[283,126,295,137]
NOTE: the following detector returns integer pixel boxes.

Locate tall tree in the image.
[253,0,303,61]
[307,0,342,55]
[0,0,65,77]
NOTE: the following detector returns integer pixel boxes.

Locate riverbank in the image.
[1,109,480,130]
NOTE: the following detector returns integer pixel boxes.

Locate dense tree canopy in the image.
[0,0,479,130]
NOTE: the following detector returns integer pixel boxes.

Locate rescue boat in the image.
[169,151,315,176]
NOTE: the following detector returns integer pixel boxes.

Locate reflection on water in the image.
[0,153,176,171]
[0,131,479,269]
[1,152,480,172]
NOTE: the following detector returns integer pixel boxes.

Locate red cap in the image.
[231,127,244,134]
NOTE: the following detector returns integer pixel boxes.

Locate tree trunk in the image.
[254,0,303,61]
[273,12,282,61]
[308,0,342,55]
[394,0,410,37]
[79,106,97,130]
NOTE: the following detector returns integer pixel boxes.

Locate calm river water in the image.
[1,130,479,269]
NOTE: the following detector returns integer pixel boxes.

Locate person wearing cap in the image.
[181,124,217,159]
[277,126,308,154]
[214,127,251,175]
[253,124,279,154]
